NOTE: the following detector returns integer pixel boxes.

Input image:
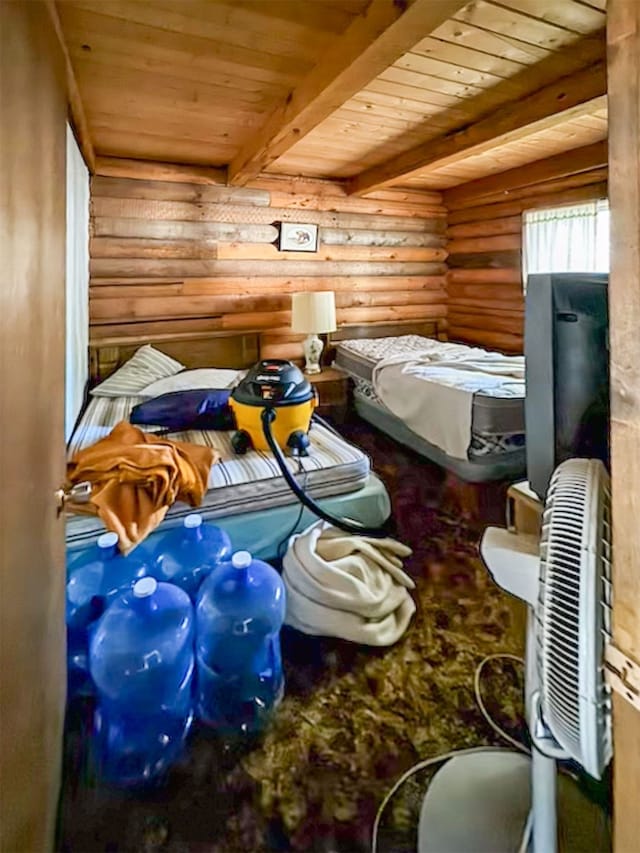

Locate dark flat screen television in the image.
[525,272,609,499]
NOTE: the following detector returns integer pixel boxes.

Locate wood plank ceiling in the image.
[55,0,608,191]
[55,0,372,166]
[404,104,608,189]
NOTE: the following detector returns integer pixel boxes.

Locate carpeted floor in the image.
[58,416,528,853]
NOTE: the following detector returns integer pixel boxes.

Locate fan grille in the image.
[537,459,612,778]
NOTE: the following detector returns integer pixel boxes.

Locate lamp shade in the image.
[291,291,337,334]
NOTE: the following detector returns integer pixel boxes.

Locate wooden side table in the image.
[506,481,544,538]
[309,366,350,422]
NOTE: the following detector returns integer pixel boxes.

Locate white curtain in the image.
[522,200,610,283]
[65,125,90,441]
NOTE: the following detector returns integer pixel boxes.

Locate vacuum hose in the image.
[261,408,386,538]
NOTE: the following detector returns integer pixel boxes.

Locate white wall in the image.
[65,124,89,440]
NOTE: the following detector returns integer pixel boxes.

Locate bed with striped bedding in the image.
[65,394,374,550]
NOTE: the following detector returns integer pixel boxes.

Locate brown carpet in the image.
[58,417,528,853]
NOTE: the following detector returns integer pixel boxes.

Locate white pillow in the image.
[91,345,185,397]
[139,368,243,397]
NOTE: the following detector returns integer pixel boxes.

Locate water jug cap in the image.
[184,514,202,529]
[133,577,157,598]
[97,532,119,550]
[232,551,252,570]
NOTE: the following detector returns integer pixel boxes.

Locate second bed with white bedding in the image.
[335,334,527,481]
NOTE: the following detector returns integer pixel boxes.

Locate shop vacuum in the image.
[229,360,385,537]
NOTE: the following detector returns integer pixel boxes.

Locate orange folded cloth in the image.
[67,421,218,554]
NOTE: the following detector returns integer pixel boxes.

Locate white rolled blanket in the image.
[282,521,416,646]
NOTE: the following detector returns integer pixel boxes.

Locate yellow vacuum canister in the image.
[229,360,317,455]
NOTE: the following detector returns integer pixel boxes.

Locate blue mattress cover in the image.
[66,473,391,561]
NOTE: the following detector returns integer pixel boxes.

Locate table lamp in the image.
[291,291,337,374]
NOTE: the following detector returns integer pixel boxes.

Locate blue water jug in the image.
[66,532,151,630]
[152,513,232,600]
[66,533,152,700]
[89,577,195,787]
[195,550,286,735]
[67,627,93,698]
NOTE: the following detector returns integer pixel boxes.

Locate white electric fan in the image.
[417,458,613,853]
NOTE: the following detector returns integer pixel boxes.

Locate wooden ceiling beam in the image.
[348,59,607,196]
[444,139,609,210]
[228,0,468,187]
[94,156,227,186]
[44,0,95,172]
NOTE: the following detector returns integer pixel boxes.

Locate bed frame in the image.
[89,322,445,384]
[89,330,260,385]
[327,319,445,364]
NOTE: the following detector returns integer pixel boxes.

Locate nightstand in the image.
[506,481,544,538]
[309,366,350,423]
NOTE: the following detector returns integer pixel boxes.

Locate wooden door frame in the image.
[607,2,640,850]
[0,3,67,850]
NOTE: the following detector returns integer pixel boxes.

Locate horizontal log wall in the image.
[90,172,447,361]
[444,168,608,353]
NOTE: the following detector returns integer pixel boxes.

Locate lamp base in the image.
[302,334,324,374]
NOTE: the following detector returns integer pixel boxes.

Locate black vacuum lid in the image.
[231,360,315,406]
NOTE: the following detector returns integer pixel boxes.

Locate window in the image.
[66,125,90,440]
[522,199,609,284]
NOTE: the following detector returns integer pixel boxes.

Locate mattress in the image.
[67,473,391,557]
[66,395,372,549]
[353,392,525,483]
[335,335,525,438]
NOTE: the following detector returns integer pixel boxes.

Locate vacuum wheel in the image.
[231,429,252,455]
[287,430,310,457]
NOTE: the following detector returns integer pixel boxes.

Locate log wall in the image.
[444,169,608,353]
[89,171,448,361]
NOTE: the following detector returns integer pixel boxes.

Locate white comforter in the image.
[372,342,525,460]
